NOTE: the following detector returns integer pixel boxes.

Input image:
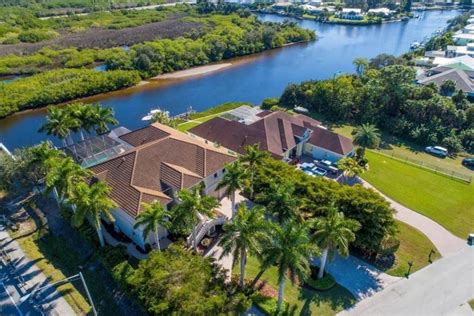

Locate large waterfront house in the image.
[67,123,237,252]
[188,107,354,163]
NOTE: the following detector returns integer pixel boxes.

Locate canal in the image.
[0,9,460,150]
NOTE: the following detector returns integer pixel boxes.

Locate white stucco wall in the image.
[304,143,349,162]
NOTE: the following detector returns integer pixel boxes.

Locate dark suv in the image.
[462,157,474,167]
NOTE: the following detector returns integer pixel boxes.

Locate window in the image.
[214,173,218,178]
[222,168,226,173]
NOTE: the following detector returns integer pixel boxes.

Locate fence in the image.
[369,150,472,184]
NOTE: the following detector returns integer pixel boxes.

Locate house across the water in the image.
[188,106,354,163]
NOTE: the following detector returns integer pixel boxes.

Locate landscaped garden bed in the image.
[305,267,336,291]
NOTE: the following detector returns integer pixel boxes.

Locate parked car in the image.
[425,146,448,157]
[312,167,328,176]
[315,159,339,174]
[462,157,474,167]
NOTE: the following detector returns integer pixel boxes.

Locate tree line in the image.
[279,54,474,154]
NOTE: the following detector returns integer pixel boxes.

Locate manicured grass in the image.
[332,124,473,176]
[237,256,355,316]
[362,151,474,238]
[383,220,441,277]
[178,102,249,132]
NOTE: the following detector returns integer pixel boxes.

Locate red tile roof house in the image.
[188,109,354,163]
[85,122,237,253]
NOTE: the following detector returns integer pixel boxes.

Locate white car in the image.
[425,146,448,157]
[315,159,339,174]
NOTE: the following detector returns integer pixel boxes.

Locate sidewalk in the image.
[0,225,76,315]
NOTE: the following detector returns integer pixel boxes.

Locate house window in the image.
[222,168,226,173]
[214,173,218,178]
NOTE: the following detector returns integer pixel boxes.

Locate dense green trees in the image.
[253,157,397,256]
[279,57,473,154]
[134,201,172,251]
[130,245,250,315]
[0,69,140,117]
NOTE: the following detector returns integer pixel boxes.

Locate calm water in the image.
[0,10,460,150]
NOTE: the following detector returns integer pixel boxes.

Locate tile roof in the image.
[90,123,236,218]
[308,126,354,155]
[189,110,353,157]
[418,68,474,93]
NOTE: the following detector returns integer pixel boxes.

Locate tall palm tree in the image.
[337,157,364,184]
[263,221,318,312]
[29,142,65,184]
[71,181,117,247]
[134,201,172,251]
[353,124,381,159]
[218,204,269,288]
[353,57,368,77]
[171,187,219,252]
[39,107,78,147]
[216,161,246,219]
[257,181,298,224]
[239,144,268,199]
[311,204,360,279]
[91,104,118,135]
[45,157,93,207]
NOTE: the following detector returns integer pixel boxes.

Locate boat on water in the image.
[142,108,162,121]
[410,41,421,50]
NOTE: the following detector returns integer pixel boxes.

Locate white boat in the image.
[410,41,421,49]
[141,108,162,121]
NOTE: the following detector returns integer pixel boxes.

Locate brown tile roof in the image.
[119,125,169,146]
[90,123,236,218]
[189,110,351,157]
[308,126,354,155]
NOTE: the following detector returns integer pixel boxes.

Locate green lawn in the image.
[331,124,473,176]
[383,220,441,277]
[237,256,355,316]
[178,102,249,132]
[361,151,474,238]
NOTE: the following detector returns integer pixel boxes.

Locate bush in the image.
[251,293,289,315]
[18,29,58,43]
[305,269,336,291]
[261,97,279,110]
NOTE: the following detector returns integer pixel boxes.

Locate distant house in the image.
[367,7,392,17]
[453,33,474,46]
[446,44,474,58]
[82,123,237,251]
[461,24,474,34]
[417,68,474,97]
[429,55,474,73]
[337,8,364,20]
[188,107,354,163]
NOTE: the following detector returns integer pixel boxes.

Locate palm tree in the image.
[91,104,118,134]
[39,107,78,147]
[257,181,298,224]
[218,204,269,288]
[151,110,178,128]
[71,181,117,247]
[353,57,368,77]
[45,157,93,207]
[29,142,65,184]
[134,201,172,251]
[216,161,246,219]
[263,221,318,312]
[239,144,268,199]
[337,157,364,184]
[311,204,360,279]
[353,124,381,159]
[171,187,219,252]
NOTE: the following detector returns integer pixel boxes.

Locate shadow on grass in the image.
[298,284,355,316]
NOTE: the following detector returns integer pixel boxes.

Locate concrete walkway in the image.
[0,225,76,315]
[339,245,474,315]
[312,254,401,300]
[359,178,465,257]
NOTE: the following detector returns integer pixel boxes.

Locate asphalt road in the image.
[340,245,474,315]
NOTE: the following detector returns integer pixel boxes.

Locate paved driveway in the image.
[339,245,474,315]
[312,254,400,300]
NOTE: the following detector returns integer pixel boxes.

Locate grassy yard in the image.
[361,151,474,238]
[331,124,473,176]
[177,102,249,132]
[382,220,441,277]
[237,256,355,316]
